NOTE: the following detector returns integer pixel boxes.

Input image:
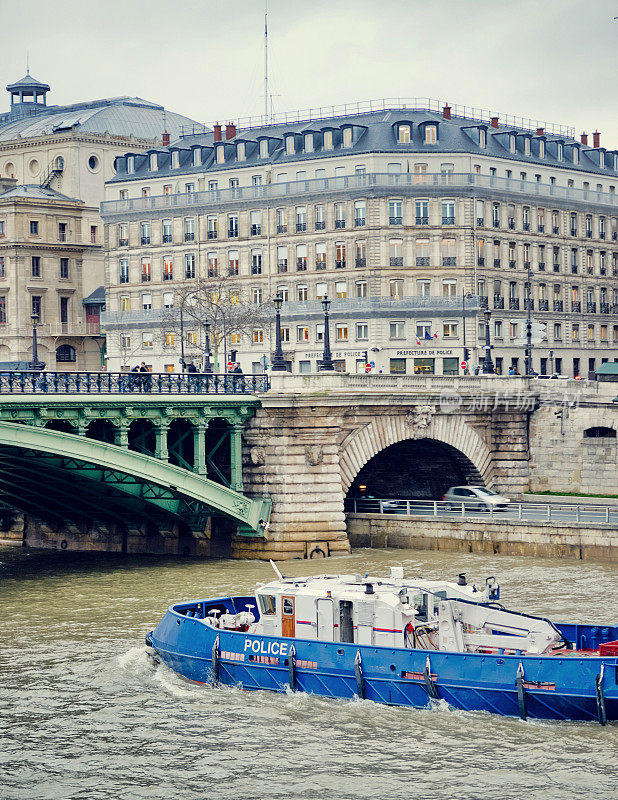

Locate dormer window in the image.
[524,137,531,156]
[237,142,246,161]
[614,153,618,171]
[193,148,202,166]
[304,133,314,152]
[342,127,353,148]
[216,145,225,164]
[259,139,269,159]
[479,128,487,148]
[397,124,411,144]
[539,139,545,158]
[557,142,564,161]
[573,146,579,165]
[171,151,180,169]
[509,134,516,153]
[285,135,295,155]
[424,125,437,144]
[149,153,158,171]
[599,150,605,169]
[324,130,333,150]
[127,156,135,173]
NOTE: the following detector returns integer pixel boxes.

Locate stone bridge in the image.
[0,373,615,559]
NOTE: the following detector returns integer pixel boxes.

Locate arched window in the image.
[583,426,616,439]
[56,344,76,363]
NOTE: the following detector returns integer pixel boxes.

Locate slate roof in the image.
[82,286,105,305]
[6,73,50,91]
[0,184,80,202]
[110,107,618,183]
[0,95,200,142]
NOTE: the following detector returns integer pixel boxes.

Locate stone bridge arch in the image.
[339,411,494,494]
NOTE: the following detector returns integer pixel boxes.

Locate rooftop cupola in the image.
[6,71,50,108]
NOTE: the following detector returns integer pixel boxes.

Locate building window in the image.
[277,245,288,273]
[443,321,458,338]
[442,200,455,225]
[59,258,69,279]
[335,280,347,299]
[185,253,196,279]
[141,293,152,311]
[140,221,150,245]
[31,295,42,318]
[415,199,429,224]
[336,324,348,341]
[315,323,324,342]
[356,323,368,340]
[315,243,327,270]
[314,204,325,230]
[207,252,218,278]
[193,148,202,166]
[163,256,173,281]
[163,292,174,309]
[251,249,262,275]
[297,284,308,302]
[30,220,39,235]
[424,125,437,144]
[397,124,411,144]
[216,145,225,164]
[184,218,195,242]
[390,320,405,339]
[56,344,76,363]
[285,135,295,155]
[164,332,175,347]
[252,329,264,344]
[296,244,307,272]
[390,278,403,299]
[304,133,314,152]
[323,130,333,150]
[31,256,41,277]
[149,152,158,171]
[355,279,367,298]
[315,282,327,300]
[442,279,457,297]
[141,258,151,282]
[228,250,239,277]
[335,242,346,269]
[0,256,4,277]
[389,199,403,225]
[354,200,366,227]
[142,332,153,349]
[296,325,309,342]
[259,139,269,158]
[334,202,346,228]
[236,142,246,162]
[0,296,6,324]
[120,295,130,311]
[342,127,353,148]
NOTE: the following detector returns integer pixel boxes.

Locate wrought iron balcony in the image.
[493,295,505,309]
[227,229,238,238]
[277,261,288,273]
[442,257,456,266]
[538,262,545,271]
[207,230,217,239]
[389,216,403,225]
[493,219,500,227]
[493,258,501,267]
[315,221,325,230]
[538,225,544,233]
[163,272,174,281]
[523,222,530,231]
[277,224,287,234]
[335,259,346,269]
[509,298,520,310]
[141,274,151,282]
[571,301,581,312]
[355,218,366,227]
[524,261,531,269]
[570,228,577,236]
[553,300,563,311]
[416,257,430,266]
[390,257,403,266]
[415,217,429,225]
[572,266,578,274]
[508,220,515,230]
[477,257,485,266]
[479,296,488,309]
[586,230,592,238]
[162,234,172,243]
[118,238,129,247]
[315,261,327,270]
[296,260,307,271]
[185,232,195,241]
[442,216,455,225]
[355,258,366,268]
[539,299,549,311]
[335,219,346,229]
[509,260,516,268]
[524,299,534,311]
[140,236,150,245]
[587,302,597,313]
[553,226,560,234]
[600,303,610,313]
[296,222,307,232]
[476,217,484,226]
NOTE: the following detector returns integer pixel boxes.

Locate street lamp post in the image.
[271,294,287,371]
[203,321,212,373]
[318,296,335,371]
[482,310,495,374]
[524,262,533,376]
[29,312,45,371]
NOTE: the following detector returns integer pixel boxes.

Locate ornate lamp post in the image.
[318,295,335,371]
[271,294,287,371]
[29,312,45,371]
[482,309,495,374]
[203,320,212,373]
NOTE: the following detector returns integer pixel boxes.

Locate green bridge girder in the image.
[0,417,270,535]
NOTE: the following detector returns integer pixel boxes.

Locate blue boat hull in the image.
[147,596,618,723]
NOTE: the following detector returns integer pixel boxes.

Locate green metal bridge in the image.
[0,390,270,555]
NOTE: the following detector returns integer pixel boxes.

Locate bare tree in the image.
[162,278,271,371]
[105,329,144,370]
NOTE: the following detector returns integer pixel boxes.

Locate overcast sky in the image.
[2,0,618,142]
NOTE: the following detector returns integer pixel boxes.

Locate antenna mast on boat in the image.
[264,0,269,124]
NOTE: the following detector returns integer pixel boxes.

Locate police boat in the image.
[145,564,617,723]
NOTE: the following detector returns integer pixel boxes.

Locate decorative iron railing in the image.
[0,371,269,395]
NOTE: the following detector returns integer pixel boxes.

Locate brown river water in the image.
[0,546,616,800]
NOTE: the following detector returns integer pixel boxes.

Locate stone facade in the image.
[529,402,618,496]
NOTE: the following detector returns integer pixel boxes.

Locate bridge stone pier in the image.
[239,374,543,560]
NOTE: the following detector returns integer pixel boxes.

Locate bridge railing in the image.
[345,497,617,524]
[0,371,269,395]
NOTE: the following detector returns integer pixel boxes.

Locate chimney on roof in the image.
[580,132,588,145]
[490,116,499,129]
[225,122,237,140]
[593,130,600,148]
[162,131,170,147]
[536,127,544,136]
[442,104,451,120]
[214,122,222,142]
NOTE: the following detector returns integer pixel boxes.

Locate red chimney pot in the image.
[580,132,588,145]
[162,131,170,146]
[536,127,544,136]
[225,122,237,140]
[213,123,222,142]
[442,104,451,120]
[593,130,600,148]
[490,116,499,129]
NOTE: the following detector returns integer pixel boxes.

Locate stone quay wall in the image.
[347,513,618,562]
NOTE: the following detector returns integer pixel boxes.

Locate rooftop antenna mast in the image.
[264,0,269,124]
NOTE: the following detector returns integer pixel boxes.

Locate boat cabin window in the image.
[339,600,354,643]
[282,597,294,615]
[413,592,428,622]
[433,591,446,616]
[258,594,277,615]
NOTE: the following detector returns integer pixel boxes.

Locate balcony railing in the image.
[509,260,516,268]
[479,296,488,308]
[118,238,128,247]
[184,232,195,241]
[162,234,172,243]
[442,257,456,266]
[315,221,325,230]
[277,224,287,234]
[524,299,534,311]
[355,257,367,268]
[277,262,288,273]
[335,259,346,269]
[315,260,327,270]
[493,295,505,309]
[354,218,366,227]
[335,219,346,229]
[509,298,520,310]
[539,299,549,311]
[493,259,501,267]
[207,230,217,239]
[587,302,597,313]
[251,225,261,235]
[416,217,429,225]
[477,257,485,266]
[296,222,307,232]
[140,236,150,245]
[553,226,560,234]
[538,262,545,271]
[389,216,403,225]
[416,257,430,266]
[553,300,563,311]
[389,257,403,266]
[571,301,581,312]
[442,217,455,225]
[600,303,610,313]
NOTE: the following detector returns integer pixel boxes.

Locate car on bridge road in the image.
[443,486,511,512]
